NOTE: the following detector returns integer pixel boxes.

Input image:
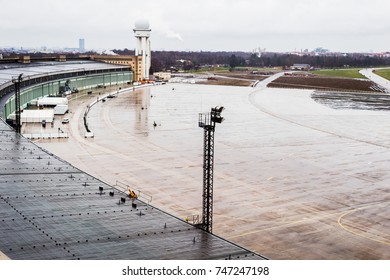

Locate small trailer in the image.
[54,104,69,115]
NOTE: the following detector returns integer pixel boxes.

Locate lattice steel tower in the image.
[198,106,224,233]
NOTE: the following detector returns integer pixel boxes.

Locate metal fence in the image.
[22,132,69,139]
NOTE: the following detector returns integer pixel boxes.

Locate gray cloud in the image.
[164,30,184,42]
[1,0,389,52]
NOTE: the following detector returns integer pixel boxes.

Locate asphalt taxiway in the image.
[31,80,390,259]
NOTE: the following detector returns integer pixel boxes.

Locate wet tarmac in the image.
[312,91,390,110]
[34,83,390,259]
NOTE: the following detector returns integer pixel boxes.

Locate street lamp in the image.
[198,106,224,233]
[11,73,23,134]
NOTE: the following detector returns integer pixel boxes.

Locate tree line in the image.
[3,49,389,71]
[111,49,390,72]
[246,53,390,69]
[127,51,390,72]
[6,49,388,72]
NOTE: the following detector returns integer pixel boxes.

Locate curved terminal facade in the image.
[0,61,132,118]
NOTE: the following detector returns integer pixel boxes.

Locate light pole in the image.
[198,106,224,233]
[11,73,23,134]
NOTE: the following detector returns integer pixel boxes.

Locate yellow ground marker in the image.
[337,203,390,246]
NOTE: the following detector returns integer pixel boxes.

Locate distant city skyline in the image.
[1,0,390,53]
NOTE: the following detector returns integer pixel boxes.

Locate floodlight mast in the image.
[12,73,23,134]
[198,106,224,233]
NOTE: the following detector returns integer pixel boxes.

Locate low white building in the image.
[291,64,311,71]
[54,104,68,115]
[8,109,54,123]
[154,72,172,81]
[22,109,54,123]
[37,97,68,107]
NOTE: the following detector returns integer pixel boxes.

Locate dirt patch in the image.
[197,71,270,87]
[268,76,384,92]
[217,72,272,81]
[198,78,253,87]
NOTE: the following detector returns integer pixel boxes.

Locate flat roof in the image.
[0,61,130,88]
[0,119,265,260]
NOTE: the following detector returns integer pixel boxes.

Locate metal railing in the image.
[114,180,153,205]
[22,132,69,139]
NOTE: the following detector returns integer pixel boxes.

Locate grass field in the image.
[312,68,366,79]
[193,66,282,73]
[192,66,230,73]
[235,66,282,71]
[374,69,390,81]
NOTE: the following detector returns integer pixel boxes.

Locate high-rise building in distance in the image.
[79,38,85,53]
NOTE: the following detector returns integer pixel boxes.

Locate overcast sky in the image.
[1,0,390,53]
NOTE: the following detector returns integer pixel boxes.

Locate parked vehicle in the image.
[85,131,94,138]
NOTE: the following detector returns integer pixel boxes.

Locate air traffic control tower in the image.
[133,19,151,80]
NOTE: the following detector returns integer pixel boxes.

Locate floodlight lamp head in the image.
[213,106,224,113]
[13,73,24,83]
[211,116,224,124]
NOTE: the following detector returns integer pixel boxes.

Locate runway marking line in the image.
[337,202,390,246]
[227,201,390,246]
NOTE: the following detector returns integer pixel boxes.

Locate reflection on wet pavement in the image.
[312,91,390,110]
